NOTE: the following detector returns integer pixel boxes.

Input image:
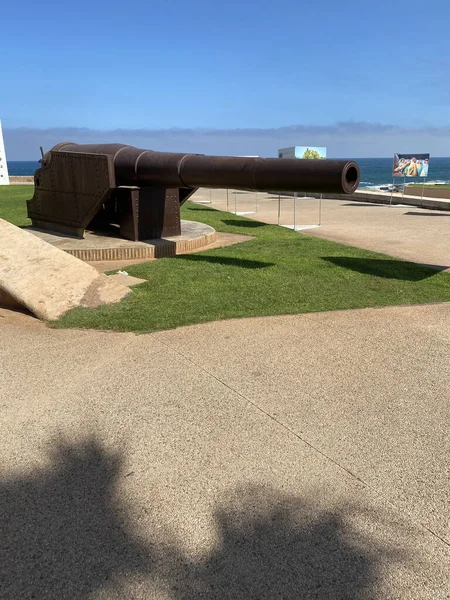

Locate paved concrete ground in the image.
[1,192,449,598]
[1,302,449,598]
[191,189,450,271]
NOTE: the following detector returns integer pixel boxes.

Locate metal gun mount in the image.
[27,143,360,240]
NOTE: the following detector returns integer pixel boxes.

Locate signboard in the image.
[0,120,10,185]
[278,146,326,159]
[393,153,430,177]
[278,147,296,159]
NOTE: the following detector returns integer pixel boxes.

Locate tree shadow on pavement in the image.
[172,484,389,600]
[0,439,153,600]
[322,256,440,280]
[0,437,392,599]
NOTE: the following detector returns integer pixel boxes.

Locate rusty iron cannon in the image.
[27,143,360,240]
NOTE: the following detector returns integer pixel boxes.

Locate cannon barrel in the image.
[52,143,360,195]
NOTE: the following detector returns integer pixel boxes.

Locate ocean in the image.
[7,157,450,190]
[7,161,40,176]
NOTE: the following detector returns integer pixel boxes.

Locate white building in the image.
[278,147,297,159]
[0,120,10,185]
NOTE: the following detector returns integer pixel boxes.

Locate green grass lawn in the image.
[2,185,450,332]
[0,184,33,227]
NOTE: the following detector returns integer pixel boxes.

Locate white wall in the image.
[278,147,296,159]
[0,120,10,185]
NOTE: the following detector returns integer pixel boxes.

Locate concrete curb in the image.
[279,190,450,211]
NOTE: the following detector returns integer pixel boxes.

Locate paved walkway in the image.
[1,302,449,598]
[1,193,449,598]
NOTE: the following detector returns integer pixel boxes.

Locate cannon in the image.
[27,143,360,240]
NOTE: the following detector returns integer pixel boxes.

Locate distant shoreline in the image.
[9,175,34,184]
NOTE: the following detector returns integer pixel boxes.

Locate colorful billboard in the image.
[393,153,430,177]
[296,146,326,160]
[278,146,327,160]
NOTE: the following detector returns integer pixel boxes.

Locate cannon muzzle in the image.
[28,143,360,240]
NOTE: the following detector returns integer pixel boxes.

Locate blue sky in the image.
[2,0,449,158]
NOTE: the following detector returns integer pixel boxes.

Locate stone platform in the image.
[26,220,216,261]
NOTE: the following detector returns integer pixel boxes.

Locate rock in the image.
[0,219,131,320]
